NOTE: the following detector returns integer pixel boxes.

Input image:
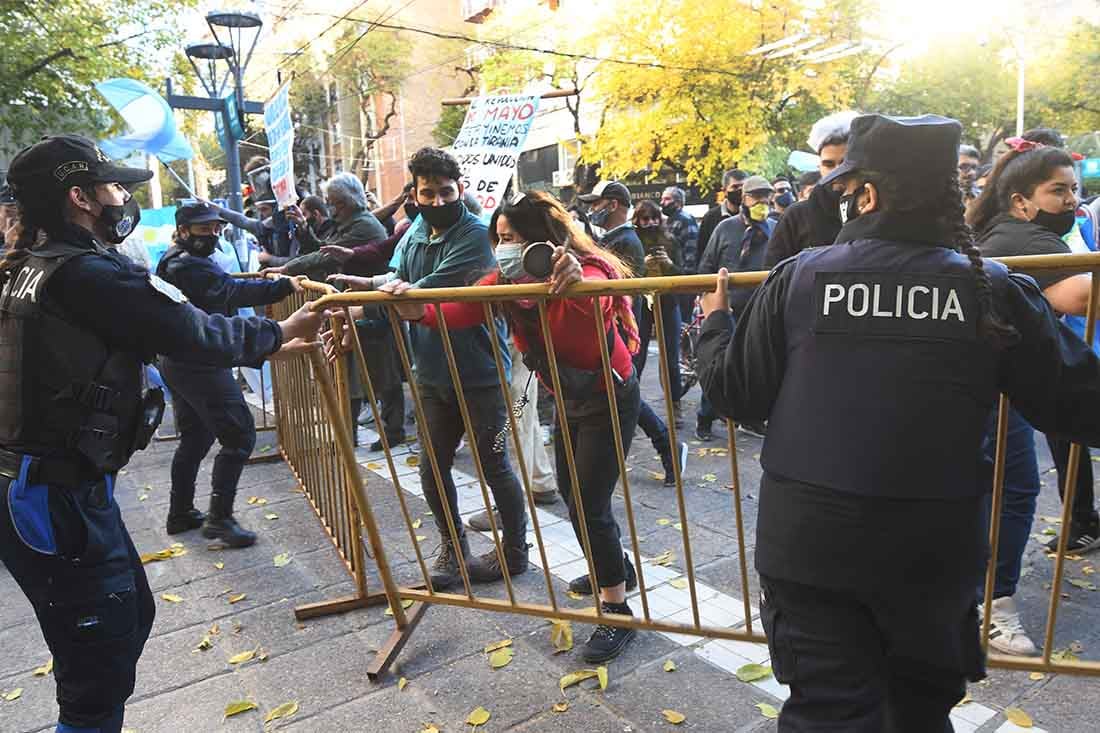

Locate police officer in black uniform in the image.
[697,115,1100,731]
[157,203,300,547]
[0,135,326,733]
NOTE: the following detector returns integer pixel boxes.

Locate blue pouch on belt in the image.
[8,455,58,555]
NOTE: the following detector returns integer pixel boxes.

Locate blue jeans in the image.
[981,407,1040,600]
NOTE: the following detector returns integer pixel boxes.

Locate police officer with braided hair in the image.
[698,115,1100,731]
[0,135,327,733]
[157,203,302,547]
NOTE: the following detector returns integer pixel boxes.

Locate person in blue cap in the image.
[157,202,303,547]
[0,134,326,733]
[698,114,1100,730]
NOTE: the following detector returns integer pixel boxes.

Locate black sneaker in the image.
[467,545,529,583]
[582,603,636,663]
[1044,520,1100,554]
[369,434,406,452]
[738,421,767,439]
[569,554,636,595]
[694,421,713,442]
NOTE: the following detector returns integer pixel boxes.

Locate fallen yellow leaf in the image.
[263,701,299,724]
[673,522,683,531]
[756,702,779,719]
[227,649,256,665]
[669,578,688,590]
[228,593,247,604]
[161,593,183,603]
[566,590,585,601]
[195,635,213,652]
[366,461,382,470]
[651,551,675,567]
[273,552,291,567]
[656,518,671,526]
[552,701,569,713]
[214,561,225,570]
[4,688,23,701]
[663,659,677,672]
[550,619,574,652]
[138,494,148,501]
[412,518,422,529]
[466,706,490,726]
[264,512,278,520]
[735,663,772,682]
[32,658,53,677]
[223,700,257,719]
[560,669,599,690]
[384,599,415,616]
[488,647,514,669]
[1029,672,1045,681]
[420,725,440,733]
[484,639,513,653]
[398,677,408,691]
[597,665,608,690]
[661,709,686,724]
[702,473,717,482]
[1004,707,1033,728]
[406,455,420,467]
[247,496,259,505]
[415,535,427,542]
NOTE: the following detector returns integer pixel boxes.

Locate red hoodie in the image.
[419,261,636,390]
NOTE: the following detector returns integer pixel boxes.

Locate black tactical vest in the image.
[762,239,1007,500]
[0,239,144,476]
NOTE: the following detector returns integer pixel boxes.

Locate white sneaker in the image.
[985,596,1039,656]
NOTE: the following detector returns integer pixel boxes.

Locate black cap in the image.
[820,114,963,191]
[578,180,631,205]
[175,202,226,227]
[6,134,153,201]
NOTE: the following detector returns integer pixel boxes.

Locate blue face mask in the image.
[496,243,525,280]
[588,206,611,229]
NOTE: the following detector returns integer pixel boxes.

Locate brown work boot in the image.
[467,544,529,583]
[428,535,471,590]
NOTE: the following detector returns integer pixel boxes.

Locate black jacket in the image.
[157,247,294,317]
[698,203,735,260]
[976,213,1074,291]
[763,184,842,268]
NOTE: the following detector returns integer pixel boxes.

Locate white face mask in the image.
[496,243,525,280]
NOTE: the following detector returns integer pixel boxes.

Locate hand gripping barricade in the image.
[263,256,1100,682]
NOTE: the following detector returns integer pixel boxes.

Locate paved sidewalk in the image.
[2,365,1097,732]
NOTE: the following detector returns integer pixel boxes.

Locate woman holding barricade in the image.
[966,138,1100,656]
[373,191,646,663]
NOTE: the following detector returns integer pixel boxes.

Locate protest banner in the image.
[264,82,296,208]
[450,93,542,213]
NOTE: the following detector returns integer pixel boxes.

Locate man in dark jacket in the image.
[764,111,859,268]
[698,169,748,254]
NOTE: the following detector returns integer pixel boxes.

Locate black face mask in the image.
[404,202,420,220]
[660,203,678,217]
[838,191,862,225]
[725,189,742,208]
[1031,208,1076,237]
[98,195,141,245]
[181,233,219,257]
[419,199,463,231]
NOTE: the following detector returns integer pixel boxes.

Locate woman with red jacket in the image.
[384,191,644,663]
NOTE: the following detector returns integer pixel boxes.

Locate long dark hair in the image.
[966,146,1076,234]
[489,190,630,278]
[861,169,1019,350]
[0,187,69,283]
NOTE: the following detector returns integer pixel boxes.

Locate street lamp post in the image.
[165,10,264,221]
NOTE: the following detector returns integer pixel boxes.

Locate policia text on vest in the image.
[815,272,975,340]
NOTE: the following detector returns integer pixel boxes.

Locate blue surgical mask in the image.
[588,206,611,229]
[496,243,525,280]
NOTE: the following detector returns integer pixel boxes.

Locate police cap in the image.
[6,135,153,202]
[176,202,226,227]
[820,114,962,190]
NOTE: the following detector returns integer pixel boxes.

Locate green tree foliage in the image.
[0,0,197,155]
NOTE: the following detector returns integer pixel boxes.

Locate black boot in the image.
[349,399,362,447]
[201,492,256,548]
[166,489,205,535]
[660,441,687,487]
[467,543,530,583]
[569,554,637,595]
[582,601,636,663]
[429,535,471,590]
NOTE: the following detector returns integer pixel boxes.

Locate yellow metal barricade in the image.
[266,253,1100,680]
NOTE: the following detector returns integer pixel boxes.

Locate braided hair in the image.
[861,169,1020,350]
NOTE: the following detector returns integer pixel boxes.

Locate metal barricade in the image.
[269,253,1100,681]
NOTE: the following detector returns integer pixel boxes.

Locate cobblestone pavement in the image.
[2,358,1097,732]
